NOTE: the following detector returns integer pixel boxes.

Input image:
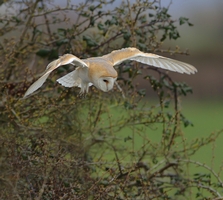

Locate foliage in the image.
[0,0,222,199]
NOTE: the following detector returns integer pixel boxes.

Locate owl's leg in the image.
[78,82,90,98]
[79,88,87,97]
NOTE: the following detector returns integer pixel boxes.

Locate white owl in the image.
[23,47,197,98]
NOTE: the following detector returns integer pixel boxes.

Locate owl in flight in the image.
[23,47,197,98]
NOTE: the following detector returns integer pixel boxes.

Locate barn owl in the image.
[23,47,197,98]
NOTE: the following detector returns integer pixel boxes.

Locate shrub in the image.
[0,0,222,199]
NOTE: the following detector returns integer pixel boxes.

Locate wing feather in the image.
[57,70,81,88]
[133,53,197,74]
[130,54,197,74]
[23,54,88,98]
[23,73,50,97]
[57,70,93,89]
[105,47,197,74]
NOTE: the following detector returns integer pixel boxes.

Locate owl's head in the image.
[88,59,118,92]
[94,76,117,92]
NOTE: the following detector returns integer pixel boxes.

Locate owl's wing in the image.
[56,70,82,88]
[57,70,93,89]
[23,54,88,98]
[104,47,197,74]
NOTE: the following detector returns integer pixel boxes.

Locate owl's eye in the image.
[103,79,109,83]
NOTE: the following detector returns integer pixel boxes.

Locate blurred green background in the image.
[154,0,223,167]
[162,0,223,171]
[156,0,223,176]
[128,0,223,167]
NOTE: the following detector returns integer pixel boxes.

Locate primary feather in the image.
[57,70,81,88]
[104,47,197,74]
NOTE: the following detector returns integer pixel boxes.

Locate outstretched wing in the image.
[103,47,197,74]
[23,54,88,98]
[57,70,81,88]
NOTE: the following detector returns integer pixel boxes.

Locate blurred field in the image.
[181,100,223,176]
[165,99,222,176]
[91,97,223,170]
[105,98,223,177]
[182,100,223,140]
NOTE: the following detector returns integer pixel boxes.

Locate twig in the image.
[19,0,41,46]
[41,0,53,41]
[179,159,223,187]
[93,103,103,127]
[35,174,48,200]
[91,32,123,51]
[148,162,178,180]
[193,183,222,199]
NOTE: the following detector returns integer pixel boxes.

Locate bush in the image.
[0,0,222,199]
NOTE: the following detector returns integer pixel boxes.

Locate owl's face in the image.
[94,76,117,92]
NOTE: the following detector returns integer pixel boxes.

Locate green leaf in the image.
[36,49,50,57]
[36,49,58,59]
[12,16,21,23]
[97,22,104,30]
[181,114,194,127]
[124,136,132,142]
[123,31,131,40]
[57,28,67,36]
[137,89,146,97]
[48,49,58,60]
[164,100,170,108]
[89,5,95,12]
[160,34,166,42]
[179,17,187,25]
[122,65,131,73]
[80,12,89,18]
[135,29,143,36]
[124,101,134,109]
[139,15,147,23]
[83,35,98,47]
[90,16,95,26]
[56,39,69,46]
[137,42,146,49]
[105,16,118,26]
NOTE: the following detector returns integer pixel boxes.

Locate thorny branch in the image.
[0,0,221,199]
